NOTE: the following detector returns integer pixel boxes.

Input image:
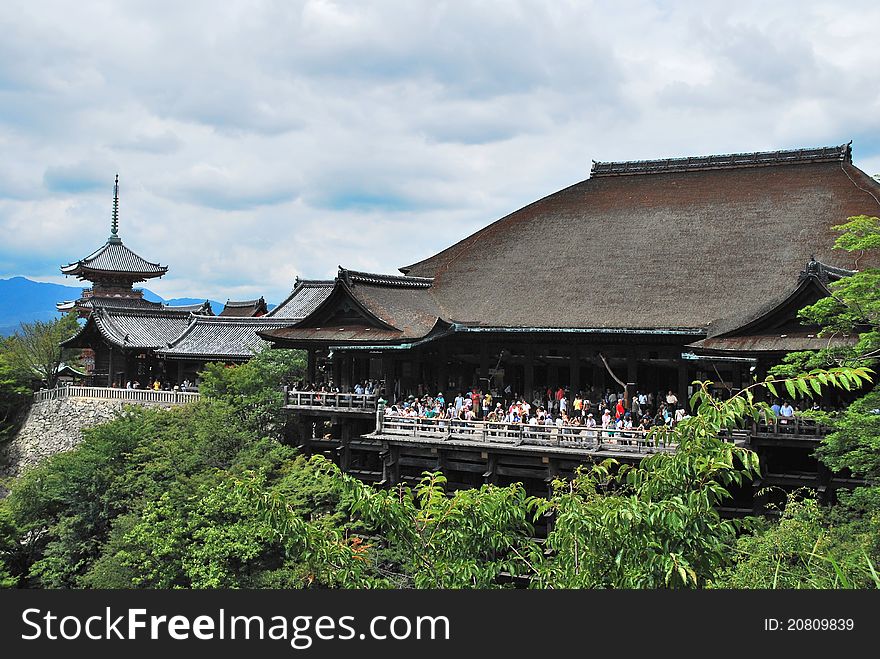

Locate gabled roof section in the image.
[267,279,334,319]
[259,267,446,346]
[219,297,268,317]
[156,315,297,361]
[707,258,854,339]
[61,307,194,350]
[590,143,851,177]
[400,142,879,330]
[687,257,859,355]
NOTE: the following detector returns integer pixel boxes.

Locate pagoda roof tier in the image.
[56,297,212,315]
[156,315,298,361]
[61,240,168,280]
[219,297,268,317]
[398,142,879,332]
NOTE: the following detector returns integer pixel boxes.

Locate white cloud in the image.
[1,0,879,304]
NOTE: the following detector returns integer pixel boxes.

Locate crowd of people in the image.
[290,379,836,434]
[381,384,694,435]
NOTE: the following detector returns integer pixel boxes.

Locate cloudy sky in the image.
[2,0,879,304]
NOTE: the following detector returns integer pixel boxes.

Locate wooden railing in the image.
[752,417,832,438]
[34,385,200,405]
[377,417,677,454]
[283,388,378,412]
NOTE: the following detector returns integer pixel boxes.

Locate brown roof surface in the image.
[688,333,858,354]
[260,269,445,345]
[219,297,268,317]
[402,144,880,331]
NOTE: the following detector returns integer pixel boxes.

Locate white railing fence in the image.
[378,417,677,454]
[34,385,200,405]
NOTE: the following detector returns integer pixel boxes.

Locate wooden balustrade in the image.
[33,385,200,405]
[283,388,378,412]
[378,417,676,454]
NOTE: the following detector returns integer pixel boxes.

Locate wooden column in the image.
[479,342,489,388]
[569,345,580,395]
[307,349,316,385]
[524,345,535,403]
[627,352,638,403]
[678,362,689,410]
[437,343,449,393]
[107,345,114,388]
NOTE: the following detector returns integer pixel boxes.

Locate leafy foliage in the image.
[199,347,305,435]
[3,314,82,389]
[712,493,880,589]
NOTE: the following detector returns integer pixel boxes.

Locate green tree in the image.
[199,347,305,435]
[3,314,82,389]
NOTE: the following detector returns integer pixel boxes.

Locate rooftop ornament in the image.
[109,174,121,244]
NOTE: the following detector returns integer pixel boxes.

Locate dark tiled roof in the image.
[63,307,195,349]
[401,147,880,331]
[219,297,268,317]
[156,316,297,360]
[163,301,214,314]
[590,144,851,177]
[61,239,167,278]
[267,280,334,319]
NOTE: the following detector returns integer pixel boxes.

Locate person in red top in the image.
[615,398,626,420]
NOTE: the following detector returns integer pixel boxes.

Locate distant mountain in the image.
[0,277,228,336]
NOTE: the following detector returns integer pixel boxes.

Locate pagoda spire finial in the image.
[109,174,121,243]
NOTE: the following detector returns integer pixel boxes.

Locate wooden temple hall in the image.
[257,143,879,503]
[57,176,334,388]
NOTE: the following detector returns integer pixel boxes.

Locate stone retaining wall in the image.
[0,397,176,483]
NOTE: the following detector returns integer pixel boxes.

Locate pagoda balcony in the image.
[283,387,378,415]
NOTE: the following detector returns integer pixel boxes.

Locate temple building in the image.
[258,143,879,500]
[261,143,877,405]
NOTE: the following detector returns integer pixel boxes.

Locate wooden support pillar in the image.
[482,452,497,485]
[479,342,489,388]
[678,362,689,411]
[438,343,449,393]
[340,354,352,390]
[107,345,114,388]
[332,355,342,389]
[732,363,743,392]
[307,349,316,385]
[627,352,638,404]
[524,345,535,403]
[569,345,580,396]
[176,361,184,386]
[339,420,352,472]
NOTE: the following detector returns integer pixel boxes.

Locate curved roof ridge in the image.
[339,266,434,288]
[61,240,168,278]
[590,143,851,177]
